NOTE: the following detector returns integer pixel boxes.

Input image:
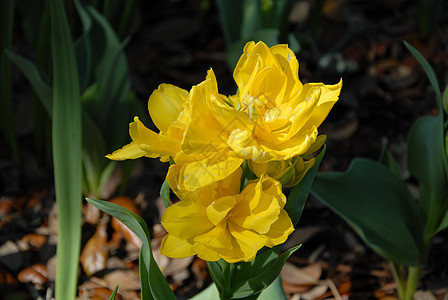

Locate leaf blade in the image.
[312,159,424,266]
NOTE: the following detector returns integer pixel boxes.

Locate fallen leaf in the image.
[17,264,48,285]
[281,262,322,285]
[163,256,194,277]
[17,233,47,250]
[103,269,141,291]
[282,280,312,294]
[414,290,436,300]
[300,285,328,300]
[84,201,101,225]
[46,255,57,281]
[80,222,109,277]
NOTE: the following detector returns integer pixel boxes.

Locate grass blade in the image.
[49,0,83,299]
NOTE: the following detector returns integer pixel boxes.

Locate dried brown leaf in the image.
[17,264,48,285]
[300,285,328,300]
[80,222,109,277]
[281,262,322,285]
[163,256,194,277]
[17,233,47,250]
[103,269,141,291]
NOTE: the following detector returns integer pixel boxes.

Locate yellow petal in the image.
[233,177,284,234]
[106,141,152,161]
[166,149,244,191]
[161,200,213,239]
[270,44,302,99]
[263,210,294,247]
[206,196,236,226]
[227,129,273,161]
[193,222,233,249]
[228,222,267,260]
[129,116,181,157]
[160,234,195,259]
[248,66,287,108]
[300,80,343,131]
[148,84,189,133]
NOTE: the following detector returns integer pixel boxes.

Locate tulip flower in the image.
[160,168,294,263]
[229,41,342,162]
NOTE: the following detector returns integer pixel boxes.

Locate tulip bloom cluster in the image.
[107,41,342,263]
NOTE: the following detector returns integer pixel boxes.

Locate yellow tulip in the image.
[106,69,246,191]
[106,84,189,162]
[228,41,342,163]
[160,168,294,263]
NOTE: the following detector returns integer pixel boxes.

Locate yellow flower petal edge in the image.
[160,170,294,263]
[230,41,342,162]
[106,84,189,162]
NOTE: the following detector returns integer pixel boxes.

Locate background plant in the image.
[311,42,448,300]
[5,0,142,298]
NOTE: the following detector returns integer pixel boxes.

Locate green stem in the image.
[389,261,406,300]
[404,266,421,300]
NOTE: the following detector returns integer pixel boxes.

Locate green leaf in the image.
[240,0,264,40]
[312,159,424,266]
[5,50,52,116]
[81,113,108,197]
[206,261,226,293]
[285,145,326,226]
[160,179,171,208]
[109,285,119,300]
[74,0,93,92]
[49,0,83,299]
[190,282,220,299]
[443,85,448,115]
[139,247,155,300]
[404,41,442,112]
[86,198,176,300]
[287,33,301,53]
[230,245,301,299]
[74,1,133,151]
[208,246,299,299]
[407,114,448,234]
[378,145,402,179]
[217,0,243,44]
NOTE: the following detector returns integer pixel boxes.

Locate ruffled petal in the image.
[106,141,153,160]
[160,234,195,259]
[161,200,213,239]
[148,84,189,133]
[129,116,181,157]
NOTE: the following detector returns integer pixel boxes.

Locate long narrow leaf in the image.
[86,198,176,299]
[5,50,53,115]
[404,41,442,112]
[108,285,119,300]
[49,0,83,299]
